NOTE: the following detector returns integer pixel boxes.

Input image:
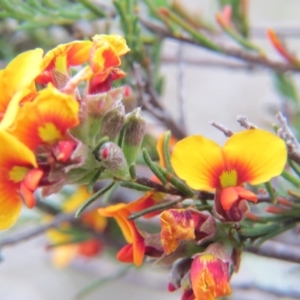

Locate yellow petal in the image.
[0,49,43,106]
[0,89,32,129]
[93,34,130,56]
[0,180,22,230]
[223,129,287,185]
[171,135,225,190]
[0,129,37,168]
[51,245,78,268]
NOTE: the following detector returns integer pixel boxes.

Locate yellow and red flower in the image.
[0,130,43,229]
[190,253,231,300]
[4,84,79,151]
[88,34,130,93]
[171,129,287,220]
[0,49,44,121]
[36,40,92,87]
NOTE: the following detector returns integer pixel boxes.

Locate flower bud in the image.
[122,107,146,166]
[168,257,193,292]
[85,87,123,118]
[98,142,129,180]
[100,102,125,140]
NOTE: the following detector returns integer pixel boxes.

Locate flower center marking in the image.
[38,122,63,144]
[219,169,237,188]
[9,166,29,183]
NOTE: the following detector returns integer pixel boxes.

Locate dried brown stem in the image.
[163,55,256,70]
[237,115,257,129]
[276,112,300,164]
[132,63,186,139]
[246,239,300,264]
[211,121,234,137]
[140,18,298,73]
[0,202,122,249]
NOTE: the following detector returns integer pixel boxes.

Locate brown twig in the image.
[132,63,186,139]
[140,18,299,73]
[211,121,234,137]
[237,115,257,129]
[0,202,122,249]
[276,112,300,164]
[246,239,300,264]
[162,55,257,71]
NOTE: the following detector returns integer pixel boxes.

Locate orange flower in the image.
[98,200,146,266]
[4,84,79,150]
[0,49,44,120]
[171,129,287,216]
[0,130,43,229]
[190,253,231,300]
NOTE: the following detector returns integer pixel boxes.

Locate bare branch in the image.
[177,43,187,131]
[140,18,299,73]
[276,112,300,164]
[0,202,122,249]
[162,55,257,71]
[246,239,300,264]
[211,121,234,137]
[132,63,186,139]
[237,115,257,129]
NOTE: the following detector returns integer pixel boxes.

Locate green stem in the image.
[158,165,195,197]
[160,8,221,52]
[281,169,300,187]
[77,0,107,17]
[75,182,116,218]
[264,181,277,203]
[120,181,153,192]
[163,131,175,174]
[288,159,300,177]
[142,148,167,184]
[127,198,183,220]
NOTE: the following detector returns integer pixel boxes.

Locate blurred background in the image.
[1,0,300,299]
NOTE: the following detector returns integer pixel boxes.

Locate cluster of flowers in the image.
[0,34,131,229]
[0,33,288,300]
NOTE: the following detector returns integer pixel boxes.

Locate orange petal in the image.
[7,84,79,150]
[117,243,134,263]
[267,28,296,64]
[41,40,92,71]
[126,192,164,219]
[219,187,239,211]
[223,129,287,185]
[171,135,225,190]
